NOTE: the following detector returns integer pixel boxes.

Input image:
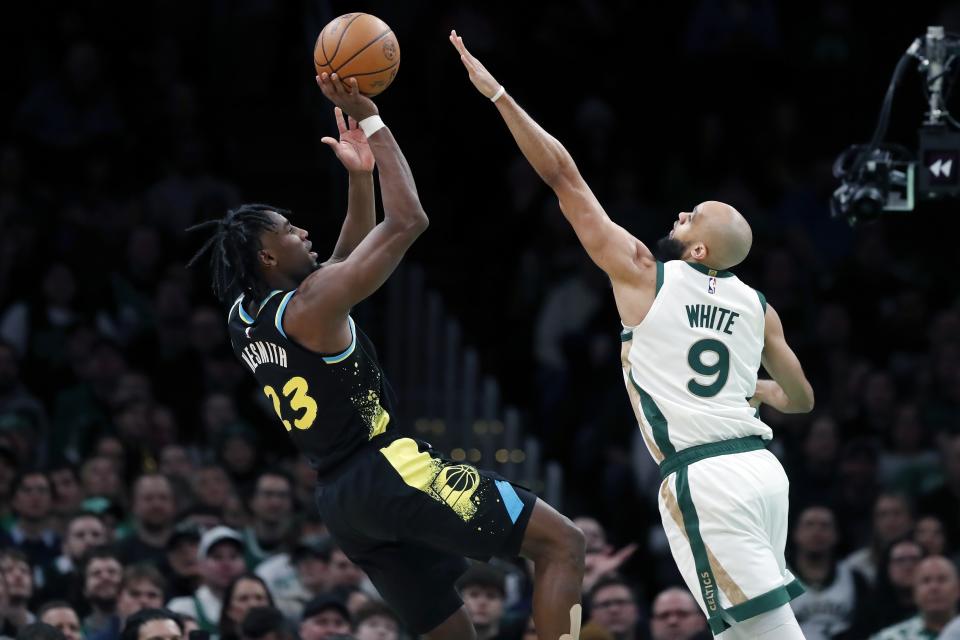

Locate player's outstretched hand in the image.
[316,73,379,122]
[321,106,375,174]
[449,30,501,100]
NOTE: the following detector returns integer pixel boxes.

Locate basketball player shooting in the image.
[450,31,815,639]
[187,73,585,640]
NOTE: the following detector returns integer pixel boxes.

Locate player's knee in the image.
[549,516,586,569]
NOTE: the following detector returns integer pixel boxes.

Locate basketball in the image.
[313,13,400,97]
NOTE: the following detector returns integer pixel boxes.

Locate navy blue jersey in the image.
[227,290,393,476]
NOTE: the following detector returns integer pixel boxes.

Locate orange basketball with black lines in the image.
[313,13,400,97]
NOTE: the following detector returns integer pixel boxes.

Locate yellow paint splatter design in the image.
[351,387,391,439]
[380,438,483,522]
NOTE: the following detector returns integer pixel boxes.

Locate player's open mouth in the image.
[309,251,318,259]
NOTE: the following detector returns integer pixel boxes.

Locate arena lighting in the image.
[832,26,960,225]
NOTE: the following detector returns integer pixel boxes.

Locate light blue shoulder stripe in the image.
[258,290,283,315]
[274,291,296,338]
[323,316,356,364]
[237,295,255,324]
[227,295,244,324]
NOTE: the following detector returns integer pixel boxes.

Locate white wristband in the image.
[359,115,386,138]
[490,85,505,102]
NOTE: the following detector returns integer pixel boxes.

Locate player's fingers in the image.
[449,30,462,52]
[457,36,477,63]
[347,77,359,95]
[320,136,339,148]
[450,31,471,58]
[334,107,347,134]
[347,116,358,130]
[329,73,344,94]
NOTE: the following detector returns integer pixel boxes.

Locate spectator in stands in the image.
[37,602,81,640]
[352,602,400,640]
[36,512,108,602]
[1,472,59,567]
[167,526,245,634]
[325,547,365,592]
[878,403,939,494]
[575,517,611,556]
[789,505,866,639]
[116,475,176,564]
[192,465,233,511]
[914,515,948,556]
[842,492,913,585]
[857,537,925,636]
[576,515,638,594]
[217,575,273,640]
[587,576,642,640]
[80,547,124,637]
[15,624,64,640]
[457,564,511,640]
[79,458,123,506]
[242,471,293,568]
[919,432,960,549]
[256,536,331,622]
[47,464,84,523]
[160,522,202,600]
[873,556,959,639]
[218,426,260,495]
[298,596,351,640]
[649,588,706,640]
[239,607,292,640]
[118,609,182,640]
[157,446,193,483]
[91,564,170,640]
[0,549,36,634]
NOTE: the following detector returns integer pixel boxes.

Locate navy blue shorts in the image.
[315,436,537,633]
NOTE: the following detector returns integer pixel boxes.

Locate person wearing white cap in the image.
[166,526,246,637]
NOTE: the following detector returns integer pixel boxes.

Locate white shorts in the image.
[658,448,804,636]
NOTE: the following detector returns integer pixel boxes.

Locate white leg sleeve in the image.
[718,604,806,639]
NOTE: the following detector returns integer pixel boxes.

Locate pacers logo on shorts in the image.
[432,464,480,521]
[380,439,483,522]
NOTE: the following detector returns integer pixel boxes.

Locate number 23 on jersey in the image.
[263,376,318,431]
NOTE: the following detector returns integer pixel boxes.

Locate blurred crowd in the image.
[3,1,960,639]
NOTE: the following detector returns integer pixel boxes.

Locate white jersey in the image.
[621,260,770,461]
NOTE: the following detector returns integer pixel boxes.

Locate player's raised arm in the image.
[321,106,377,264]
[283,74,428,352]
[449,30,653,284]
[753,303,815,414]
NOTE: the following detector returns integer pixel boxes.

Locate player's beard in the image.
[656,235,687,261]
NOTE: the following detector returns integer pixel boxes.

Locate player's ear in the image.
[690,242,707,260]
[258,248,278,268]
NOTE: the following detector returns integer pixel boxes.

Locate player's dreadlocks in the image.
[186,203,292,305]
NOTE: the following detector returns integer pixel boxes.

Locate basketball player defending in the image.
[451,31,814,639]
[187,74,584,640]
